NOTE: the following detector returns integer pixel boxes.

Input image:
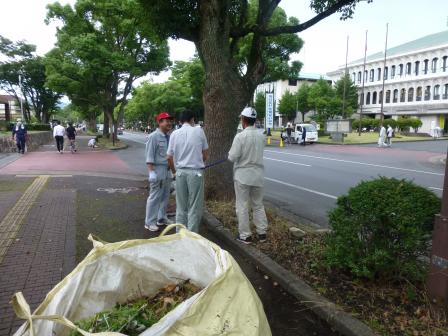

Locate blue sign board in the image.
[266,93,274,128]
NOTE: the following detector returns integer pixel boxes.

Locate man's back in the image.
[66,126,76,138]
[229,126,265,186]
[53,125,65,136]
[167,124,208,169]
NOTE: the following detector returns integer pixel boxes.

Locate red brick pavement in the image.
[0,178,76,335]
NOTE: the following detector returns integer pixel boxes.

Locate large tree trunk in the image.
[197,1,252,200]
[103,111,110,137]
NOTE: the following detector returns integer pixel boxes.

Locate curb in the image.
[203,210,377,336]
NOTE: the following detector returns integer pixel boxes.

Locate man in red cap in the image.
[144,112,175,231]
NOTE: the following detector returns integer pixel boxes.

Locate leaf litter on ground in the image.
[70,280,201,336]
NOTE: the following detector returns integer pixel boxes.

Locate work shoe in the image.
[258,234,267,243]
[144,224,159,232]
[237,235,253,245]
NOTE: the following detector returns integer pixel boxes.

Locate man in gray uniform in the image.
[229,107,268,244]
[145,112,174,232]
[167,109,208,233]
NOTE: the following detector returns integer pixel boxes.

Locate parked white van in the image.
[292,123,318,144]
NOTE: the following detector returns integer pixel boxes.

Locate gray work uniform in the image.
[228,126,268,239]
[145,128,172,227]
[167,124,208,233]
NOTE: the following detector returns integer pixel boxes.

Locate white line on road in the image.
[265,150,444,176]
[265,177,338,200]
[264,157,311,167]
[428,186,443,191]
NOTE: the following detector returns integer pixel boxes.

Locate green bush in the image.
[325,177,440,280]
[408,118,423,133]
[383,119,397,129]
[396,117,422,133]
[27,123,51,131]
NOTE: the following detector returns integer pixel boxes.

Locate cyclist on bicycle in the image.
[66,122,77,153]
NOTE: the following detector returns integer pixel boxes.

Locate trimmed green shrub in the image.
[325,177,440,280]
[396,117,422,133]
[408,118,423,133]
[27,123,51,131]
[383,118,397,129]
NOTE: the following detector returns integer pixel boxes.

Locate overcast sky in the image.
[1,0,448,83]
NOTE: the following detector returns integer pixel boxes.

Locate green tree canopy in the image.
[278,90,297,121]
[296,83,311,122]
[308,78,339,122]
[45,0,170,139]
[0,36,61,123]
[334,73,358,118]
[254,92,266,120]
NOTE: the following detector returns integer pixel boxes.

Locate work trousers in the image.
[145,177,171,226]
[175,169,204,233]
[234,181,268,239]
[386,137,392,146]
[55,136,64,152]
[16,137,26,153]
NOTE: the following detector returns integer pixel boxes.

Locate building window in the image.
[386,90,391,103]
[423,59,429,74]
[288,79,298,86]
[444,84,448,99]
[415,61,420,76]
[379,90,383,104]
[424,86,431,100]
[377,68,382,81]
[416,87,422,101]
[352,72,356,82]
[384,66,388,80]
[391,65,396,79]
[443,56,448,72]
[432,58,438,73]
[408,88,414,102]
[400,88,406,102]
[366,92,371,105]
[372,91,377,104]
[360,93,364,105]
[406,62,412,75]
[358,71,362,84]
[434,85,440,100]
[393,89,398,103]
[398,64,403,77]
[364,70,368,82]
[369,69,374,82]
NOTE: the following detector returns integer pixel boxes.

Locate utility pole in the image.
[428,148,448,304]
[342,35,349,119]
[19,74,24,121]
[379,23,389,125]
[358,30,368,136]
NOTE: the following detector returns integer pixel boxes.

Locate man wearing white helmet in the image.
[228,107,268,244]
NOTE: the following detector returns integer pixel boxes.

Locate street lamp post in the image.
[428,148,448,304]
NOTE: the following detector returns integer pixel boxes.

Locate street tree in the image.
[334,73,358,118]
[0,36,61,123]
[278,90,297,121]
[139,0,373,198]
[296,83,311,122]
[45,0,170,141]
[308,78,338,122]
[254,92,266,120]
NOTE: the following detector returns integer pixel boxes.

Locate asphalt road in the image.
[119,131,447,228]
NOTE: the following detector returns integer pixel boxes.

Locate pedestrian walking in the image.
[228,107,268,244]
[66,122,77,152]
[386,124,393,147]
[378,124,386,148]
[145,112,175,232]
[11,119,27,154]
[167,109,209,233]
[53,120,65,153]
[286,122,293,144]
[301,125,307,146]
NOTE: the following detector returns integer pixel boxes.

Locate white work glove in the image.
[149,171,157,183]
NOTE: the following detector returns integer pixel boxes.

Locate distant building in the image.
[255,73,332,127]
[0,95,22,122]
[329,30,448,135]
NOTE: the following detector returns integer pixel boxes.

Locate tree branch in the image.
[232,0,355,37]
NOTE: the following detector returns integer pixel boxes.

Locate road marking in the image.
[265,177,338,200]
[428,186,443,191]
[265,150,444,176]
[264,157,311,167]
[0,175,49,264]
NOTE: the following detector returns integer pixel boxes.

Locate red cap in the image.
[155,112,173,123]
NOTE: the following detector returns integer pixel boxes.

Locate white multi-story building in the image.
[255,73,331,126]
[328,30,448,135]
[0,95,22,122]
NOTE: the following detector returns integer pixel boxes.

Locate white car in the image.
[291,124,318,144]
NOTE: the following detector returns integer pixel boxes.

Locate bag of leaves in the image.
[12,224,271,336]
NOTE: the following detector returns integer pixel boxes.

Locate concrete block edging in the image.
[202,210,377,336]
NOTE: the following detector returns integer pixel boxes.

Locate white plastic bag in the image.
[12,225,271,336]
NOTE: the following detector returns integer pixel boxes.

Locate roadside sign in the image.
[325,119,352,133]
[266,93,274,128]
